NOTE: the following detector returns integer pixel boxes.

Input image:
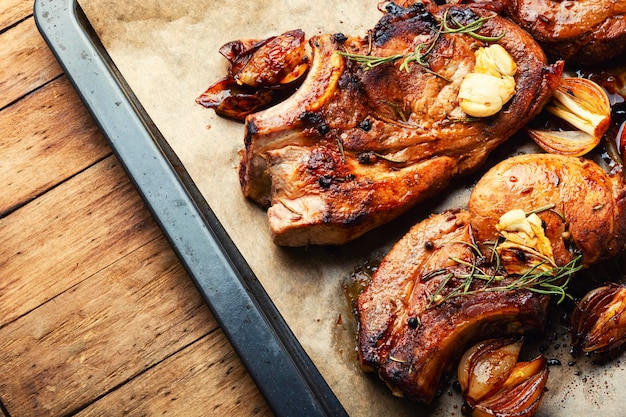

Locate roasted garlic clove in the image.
[458,44,517,117]
[459,73,516,117]
[473,44,517,78]
[528,77,611,156]
[459,338,549,417]
[496,210,552,256]
[495,209,556,275]
[571,283,626,353]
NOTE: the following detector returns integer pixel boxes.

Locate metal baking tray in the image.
[35,1,626,416]
[34,0,348,415]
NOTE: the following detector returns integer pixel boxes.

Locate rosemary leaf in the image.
[427,254,582,308]
[336,51,405,70]
[279,199,302,217]
[338,10,505,76]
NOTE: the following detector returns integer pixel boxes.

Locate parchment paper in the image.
[77,1,625,415]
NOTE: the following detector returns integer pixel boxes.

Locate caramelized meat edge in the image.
[239,2,563,246]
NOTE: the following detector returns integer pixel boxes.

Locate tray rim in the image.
[33,1,349,415]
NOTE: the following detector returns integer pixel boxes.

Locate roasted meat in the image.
[469,153,626,267]
[356,209,550,403]
[501,0,626,65]
[356,153,626,404]
[238,2,563,246]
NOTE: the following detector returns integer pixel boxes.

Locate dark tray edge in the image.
[33,1,349,416]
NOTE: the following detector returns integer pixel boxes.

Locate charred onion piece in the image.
[196,30,309,121]
[571,283,626,353]
[196,77,277,120]
[527,77,611,156]
[232,29,308,87]
[472,357,549,417]
[459,338,548,417]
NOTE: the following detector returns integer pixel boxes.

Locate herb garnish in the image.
[425,248,582,309]
[337,10,504,73]
[279,198,303,218]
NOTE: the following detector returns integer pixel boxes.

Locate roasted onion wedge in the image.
[196,30,309,121]
[233,29,308,87]
[472,357,549,417]
[528,77,611,156]
[458,338,523,405]
[196,77,278,120]
[571,283,626,353]
[459,338,549,417]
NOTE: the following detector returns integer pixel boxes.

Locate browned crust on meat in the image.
[240,2,563,246]
[502,0,626,64]
[356,210,550,403]
[469,153,626,267]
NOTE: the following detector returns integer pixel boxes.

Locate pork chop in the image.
[469,153,626,267]
[356,153,626,404]
[239,2,563,246]
[356,209,550,403]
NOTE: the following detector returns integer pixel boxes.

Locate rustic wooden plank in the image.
[0,76,111,216]
[0,0,32,31]
[0,156,161,327]
[75,332,272,417]
[0,17,62,109]
[0,236,223,417]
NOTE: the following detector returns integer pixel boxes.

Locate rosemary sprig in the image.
[372,152,407,164]
[337,10,504,74]
[338,52,406,71]
[336,137,346,163]
[493,256,582,303]
[443,13,505,42]
[427,254,582,308]
[526,203,566,221]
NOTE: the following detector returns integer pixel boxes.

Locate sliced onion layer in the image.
[458,338,549,417]
[571,283,626,353]
[528,77,611,156]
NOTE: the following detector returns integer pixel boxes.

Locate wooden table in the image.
[0,2,273,415]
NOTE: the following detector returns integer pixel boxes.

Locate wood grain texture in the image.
[0,76,111,216]
[0,236,224,416]
[75,332,272,417]
[0,17,61,109]
[1,9,273,417]
[0,0,32,31]
[0,156,160,327]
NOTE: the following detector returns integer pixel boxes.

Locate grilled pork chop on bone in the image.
[239,2,563,246]
[356,153,626,404]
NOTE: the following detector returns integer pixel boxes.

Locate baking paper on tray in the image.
[77,0,625,415]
